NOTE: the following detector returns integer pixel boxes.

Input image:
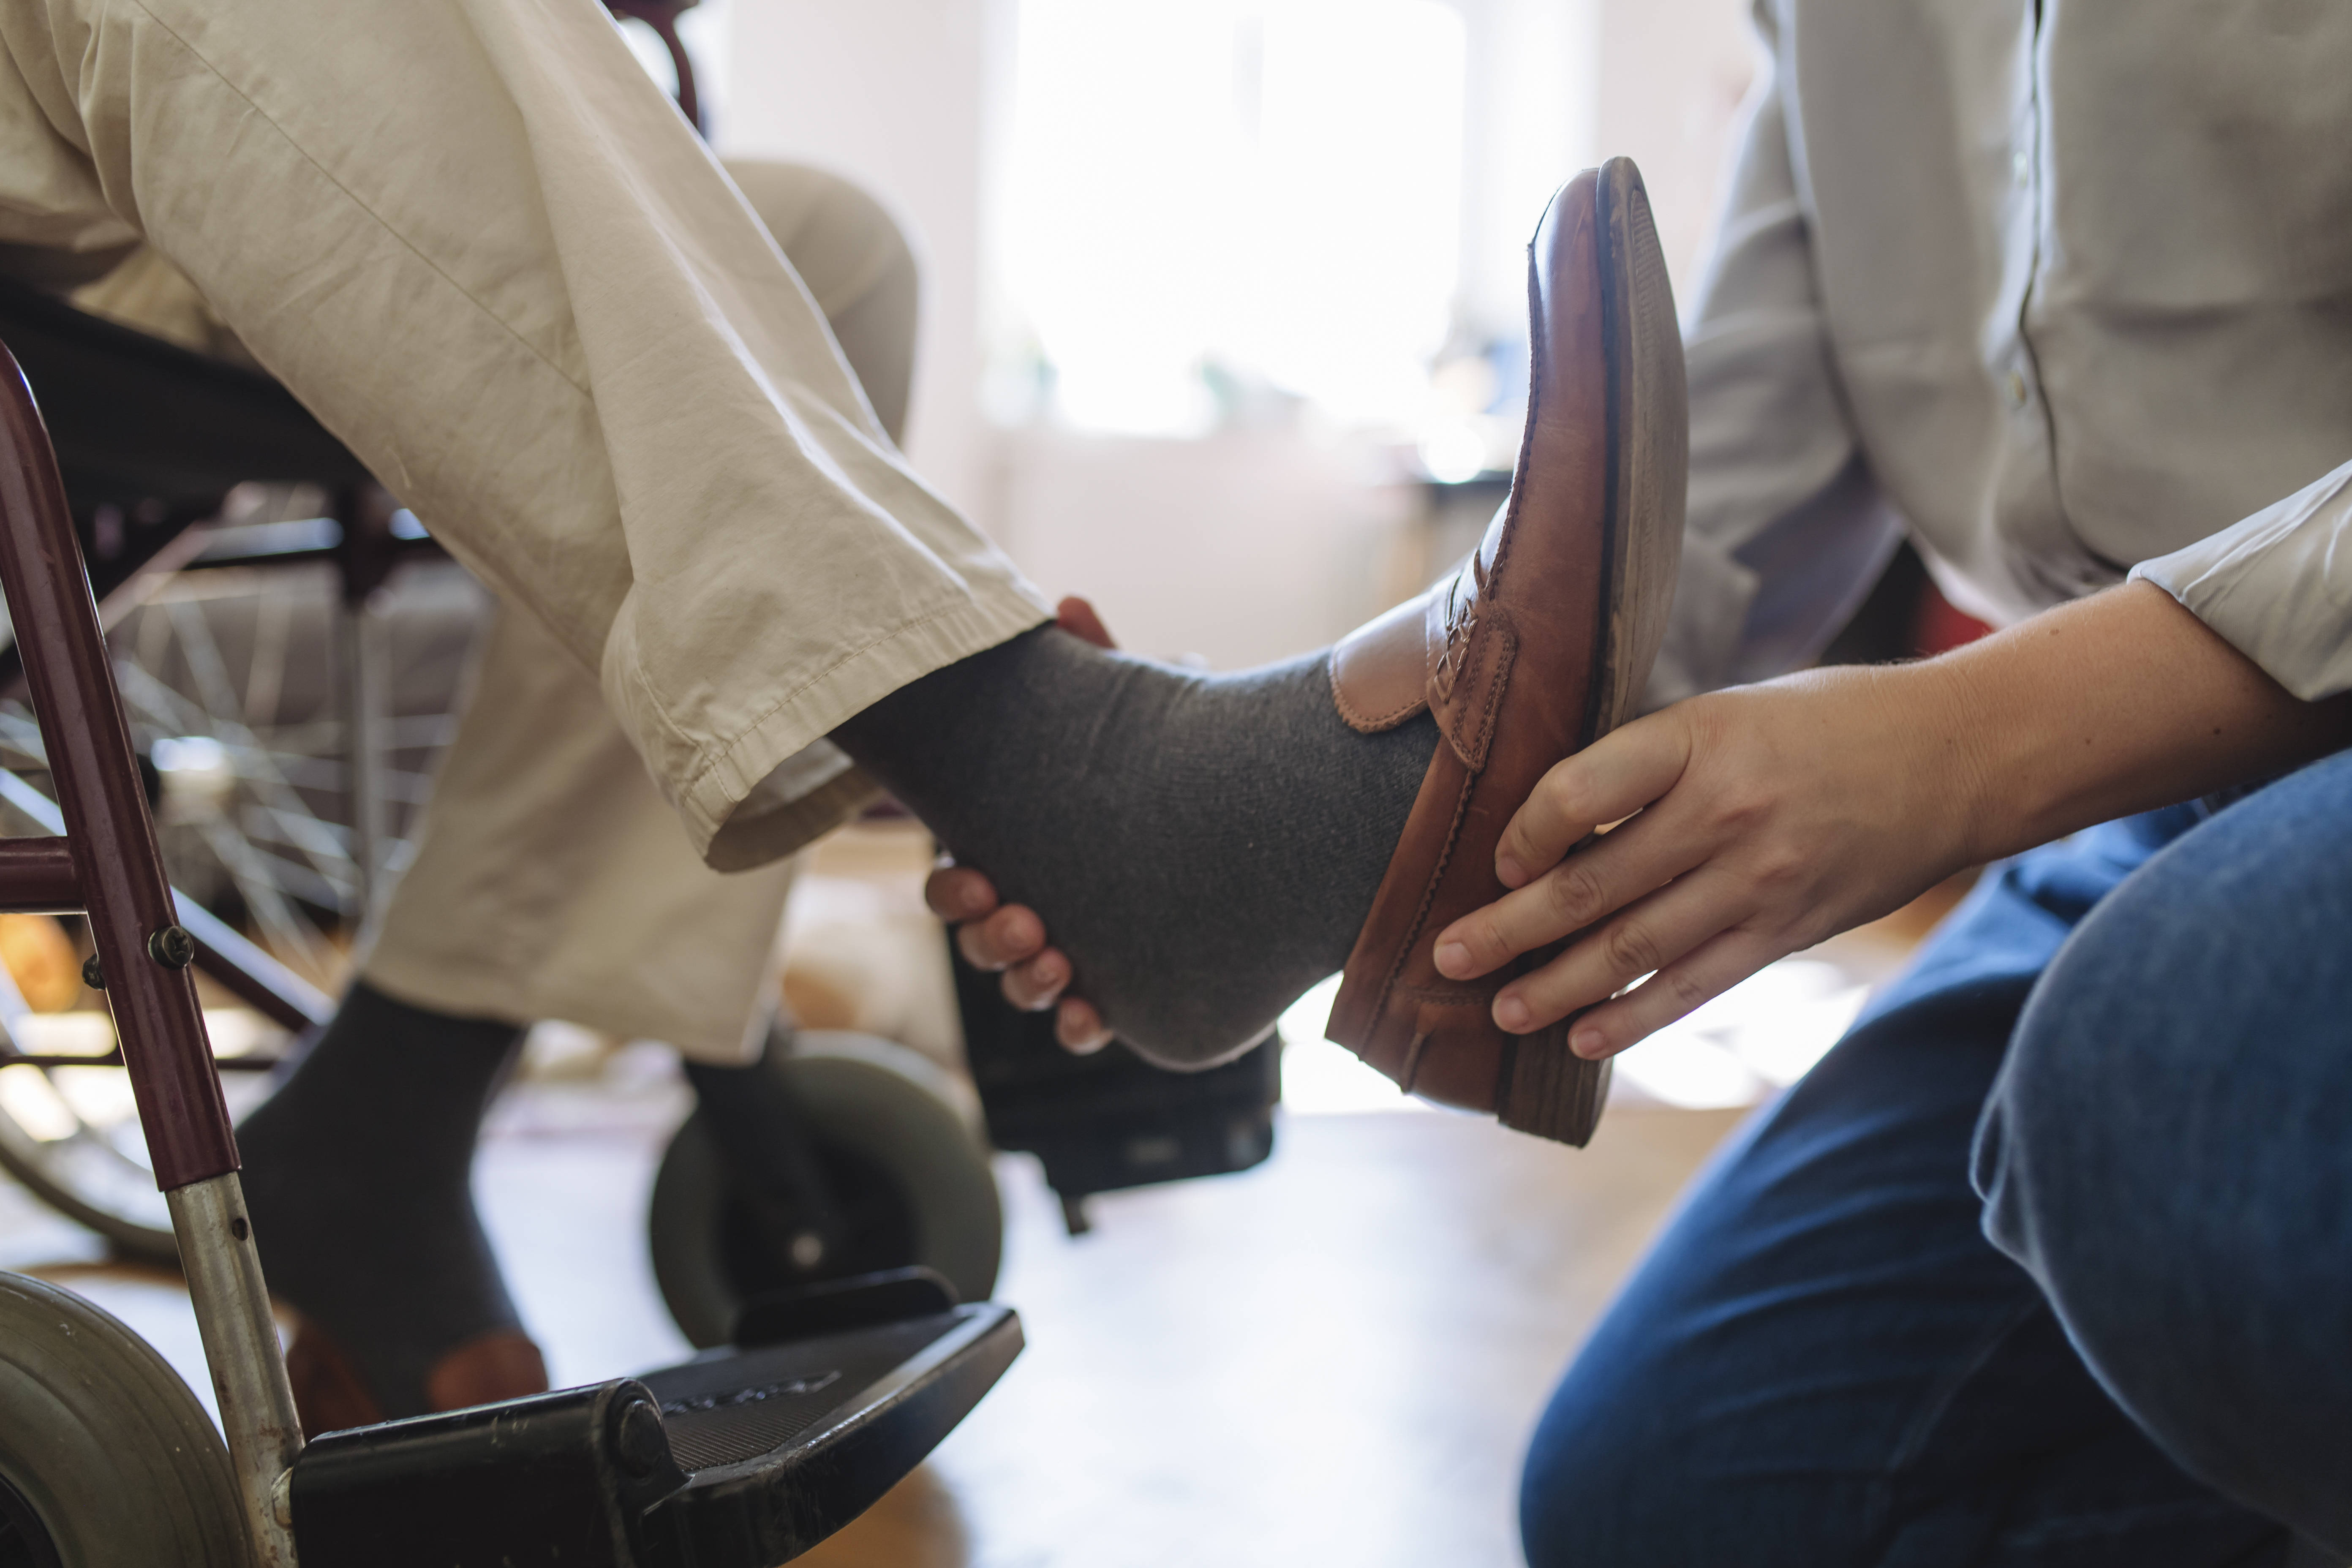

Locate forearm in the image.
[1924,581,2352,862]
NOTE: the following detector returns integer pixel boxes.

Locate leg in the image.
[1521,815,2289,1567]
[241,161,935,1426]
[1978,748,2352,1557]
[359,602,804,1060]
[8,3,1658,1118]
[368,164,924,1050]
[0,0,1049,857]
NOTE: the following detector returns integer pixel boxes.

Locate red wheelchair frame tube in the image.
[0,343,240,1190]
[0,836,78,911]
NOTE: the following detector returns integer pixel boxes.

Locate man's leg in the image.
[1978,748,2352,1558]
[0,0,1054,841]
[1520,814,2289,1567]
[359,162,922,1066]
[0,0,1449,1069]
[237,162,926,1426]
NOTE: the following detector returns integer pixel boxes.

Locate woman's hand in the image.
[1432,664,1978,1058]
[1435,583,2352,1060]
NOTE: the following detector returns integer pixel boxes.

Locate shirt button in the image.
[2006,370,2029,408]
[2012,148,2031,188]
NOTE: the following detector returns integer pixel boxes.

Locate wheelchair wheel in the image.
[0,1273,245,1567]
[649,1032,1002,1348]
[0,534,482,1260]
[0,1089,187,1265]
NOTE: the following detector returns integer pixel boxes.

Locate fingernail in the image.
[1496,854,1527,888]
[1435,941,1470,977]
[1036,958,1064,986]
[1494,994,1531,1032]
[1570,1027,1606,1058]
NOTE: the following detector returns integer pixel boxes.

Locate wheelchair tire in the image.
[0,1273,245,1568]
[649,1032,1002,1349]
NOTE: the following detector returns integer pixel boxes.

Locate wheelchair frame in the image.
[0,337,303,1558]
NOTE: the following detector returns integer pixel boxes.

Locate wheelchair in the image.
[0,250,1014,1324]
[0,270,1278,1565]
[0,236,1284,1342]
[0,17,1278,1553]
[0,317,1024,1561]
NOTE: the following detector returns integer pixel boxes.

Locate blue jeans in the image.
[1520,747,2352,1567]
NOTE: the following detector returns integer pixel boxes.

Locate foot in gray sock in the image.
[236,982,525,1415]
[832,627,1438,1064]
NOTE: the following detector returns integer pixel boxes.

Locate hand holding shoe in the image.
[1433,581,2352,1062]
[1430,663,1978,1060]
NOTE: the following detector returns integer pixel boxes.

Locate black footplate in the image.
[953,935,1281,1232]
[287,1296,1020,1566]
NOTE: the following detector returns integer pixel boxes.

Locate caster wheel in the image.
[0,1273,245,1567]
[650,1031,1003,1349]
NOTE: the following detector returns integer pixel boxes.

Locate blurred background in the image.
[0,6,2001,1566]
[625,0,1759,672]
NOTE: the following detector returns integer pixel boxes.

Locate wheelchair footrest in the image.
[288,1303,1021,1567]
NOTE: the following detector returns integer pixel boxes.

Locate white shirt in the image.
[1650,0,2352,707]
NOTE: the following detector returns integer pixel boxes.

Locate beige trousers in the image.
[0,0,1052,1056]
[362,162,926,1062]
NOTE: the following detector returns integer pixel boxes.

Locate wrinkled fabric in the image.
[360,158,928,1060]
[1652,0,2352,706]
[0,0,1048,865]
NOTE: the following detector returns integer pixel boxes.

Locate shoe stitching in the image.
[1360,189,1575,1065]
[1363,754,1479,1044]
[1331,678,1429,733]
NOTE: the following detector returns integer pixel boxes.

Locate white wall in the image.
[992,427,1414,670]
[1595,0,1759,297]
[713,0,1002,518]
[1455,0,1601,342]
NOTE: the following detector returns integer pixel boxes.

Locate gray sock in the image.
[235,982,524,1415]
[832,627,1438,1063]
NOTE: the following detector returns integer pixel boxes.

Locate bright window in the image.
[996,0,1468,436]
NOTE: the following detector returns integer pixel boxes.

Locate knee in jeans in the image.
[1518,1387,1699,1567]
[1972,981,2115,1301]
[1973,849,2352,1533]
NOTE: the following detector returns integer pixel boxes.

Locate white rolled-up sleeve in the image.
[1647,0,1904,708]
[2129,458,2352,702]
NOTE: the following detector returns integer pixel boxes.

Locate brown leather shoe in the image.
[1325,159,1685,1146]
[284,1320,550,1437]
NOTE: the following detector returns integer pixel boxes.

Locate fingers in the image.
[1001,946,1070,1010]
[926,852,1110,1054]
[999,942,1113,1055]
[1494,716,1692,889]
[1487,867,1751,1033]
[1055,996,1113,1055]
[1055,595,1118,650]
[954,903,1047,972]
[1557,928,1784,1059]
[1435,807,1711,981]
[925,862,999,923]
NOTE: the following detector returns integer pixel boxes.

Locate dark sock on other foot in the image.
[833,627,1438,1063]
[236,982,524,1416]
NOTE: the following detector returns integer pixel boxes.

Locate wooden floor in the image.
[0,1089,1742,1568]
